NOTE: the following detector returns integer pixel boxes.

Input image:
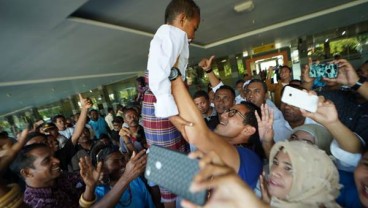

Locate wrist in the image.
[324,119,341,129]
[204,68,213,73]
[350,77,366,91]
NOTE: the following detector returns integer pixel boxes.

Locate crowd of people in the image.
[1,0,368,207]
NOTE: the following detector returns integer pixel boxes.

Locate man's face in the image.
[235,82,244,95]
[280,102,305,124]
[244,74,252,81]
[194,96,210,114]
[113,122,122,131]
[179,13,200,41]
[90,111,99,121]
[214,89,235,114]
[25,147,61,186]
[245,82,266,107]
[280,67,291,81]
[103,152,126,181]
[78,128,91,144]
[124,110,139,127]
[214,104,248,138]
[55,118,65,130]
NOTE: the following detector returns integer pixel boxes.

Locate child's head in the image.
[165,0,200,41]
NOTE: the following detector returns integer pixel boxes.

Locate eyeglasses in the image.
[224,109,246,120]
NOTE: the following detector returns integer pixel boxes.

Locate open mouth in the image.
[52,166,60,173]
[362,184,368,198]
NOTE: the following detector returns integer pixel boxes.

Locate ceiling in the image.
[1,0,368,116]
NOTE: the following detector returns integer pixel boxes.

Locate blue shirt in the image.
[88,117,109,139]
[95,177,155,208]
[237,146,263,189]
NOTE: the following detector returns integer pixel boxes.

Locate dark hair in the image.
[112,117,123,124]
[107,107,114,113]
[289,79,302,86]
[239,101,260,128]
[280,65,292,73]
[11,143,49,178]
[123,107,138,117]
[52,114,65,123]
[239,101,266,159]
[136,76,146,87]
[91,143,120,166]
[26,132,47,144]
[235,79,245,86]
[193,90,209,100]
[216,85,236,100]
[0,131,8,139]
[247,79,268,92]
[89,109,98,113]
[164,0,200,24]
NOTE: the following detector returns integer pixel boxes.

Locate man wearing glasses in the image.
[170,71,263,188]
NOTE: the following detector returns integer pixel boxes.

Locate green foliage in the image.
[330,38,359,55]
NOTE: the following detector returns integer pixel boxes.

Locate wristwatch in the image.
[168,67,182,81]
[350,77,366,91]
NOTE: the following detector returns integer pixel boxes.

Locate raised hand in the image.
[255,104,274,144]
[302,64,315,83]
[79,156,102,188]
[119,127,132,138]
[122,149,147,181]
[260,172,271,203]
[79,94,93,109]
[0,129,28,175]
[300,94,338,126]
[198,55,215,71]
[182,151,266,208]
[324,59,359,86]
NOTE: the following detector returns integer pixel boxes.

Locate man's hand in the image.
[182,151,265,208]
[0,129,28,175]
[79,156,102,188]
[79,94,93,109]
[122,150,147,181]
[255,104,274,144]
[324,59,359,86]
[119,127,132,138]
[300,94,339,126]
[302,64,314,83]
[198,55,215,71]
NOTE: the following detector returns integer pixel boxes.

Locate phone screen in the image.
[309,63,338,78]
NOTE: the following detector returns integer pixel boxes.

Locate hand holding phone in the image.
[145,145,207,206]
[281,86,318,112]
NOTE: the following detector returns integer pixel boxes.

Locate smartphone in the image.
[309,63,338,78]
[145,145,207,206]
[281,86,318,112]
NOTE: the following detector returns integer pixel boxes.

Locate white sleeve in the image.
[330,139,361,172]
[211,81,224,93]
[147,26,185,118]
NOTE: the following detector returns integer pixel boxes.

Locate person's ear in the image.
[241,125,256,137]
[20,168,32,178]
[176,12,186,27]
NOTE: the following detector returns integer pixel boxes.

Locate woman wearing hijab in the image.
[183,141,340,208]
[267,141,340,208]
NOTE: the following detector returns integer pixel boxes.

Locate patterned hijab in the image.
[269,141,340,208]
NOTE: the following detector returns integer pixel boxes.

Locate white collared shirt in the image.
[147,24,189,118]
